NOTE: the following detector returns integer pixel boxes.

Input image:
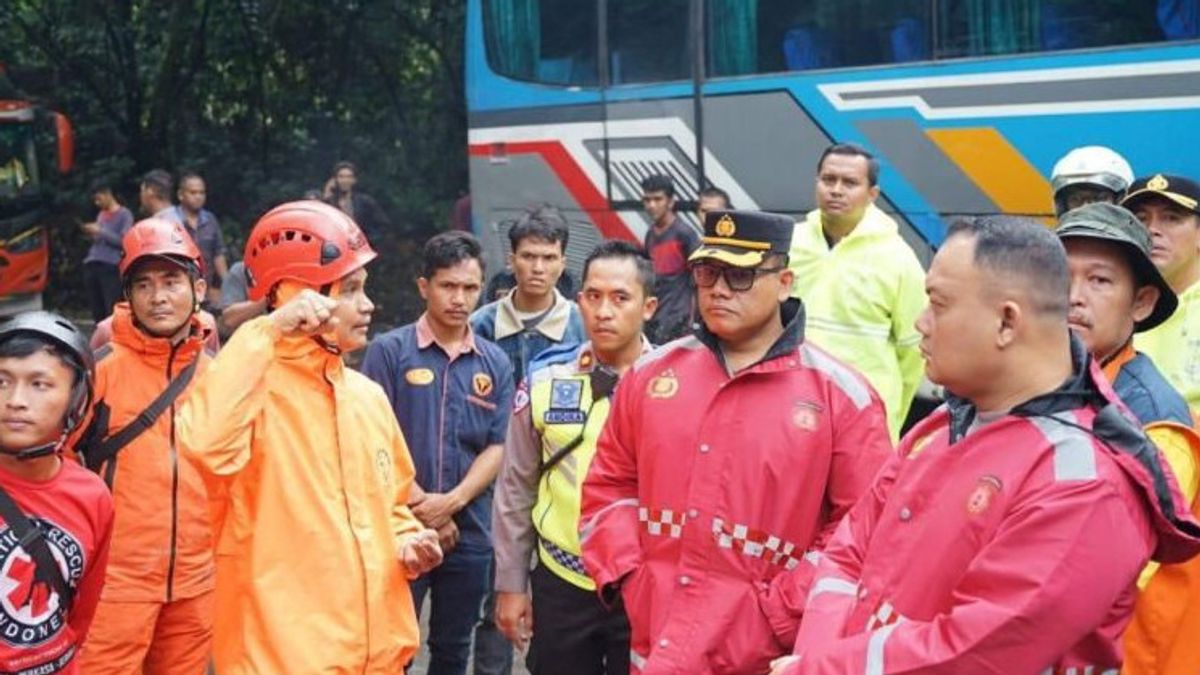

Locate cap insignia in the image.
[1148,174,1170,191]
[714,214,736,238]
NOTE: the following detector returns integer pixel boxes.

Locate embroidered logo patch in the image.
[473,372,494,397]
[792,401,822,431]
[405,368,435,386]
[648,369,679,399]
[550,379,584,410]
[966,475,1003,516]
[715,214,737,238]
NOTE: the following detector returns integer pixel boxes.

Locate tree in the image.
[0,0,467,326]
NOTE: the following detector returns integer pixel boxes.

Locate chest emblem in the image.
[966,475,1003,516]
[375,448,393,487]
[0,518,85,647]
[648,369,679,399]
[405,368,435,386]
[792,401,822,431]
[550,379,584,410]
[473,372,494,398]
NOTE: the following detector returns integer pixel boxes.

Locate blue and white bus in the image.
[465,0,1200,271]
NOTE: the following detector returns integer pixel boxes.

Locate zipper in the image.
[165,344,181,602]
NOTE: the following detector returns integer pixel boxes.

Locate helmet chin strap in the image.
[0,431,66,461]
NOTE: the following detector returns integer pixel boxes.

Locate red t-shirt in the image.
[0,460,113,674]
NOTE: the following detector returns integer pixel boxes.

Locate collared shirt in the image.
[362,315,514,544]
[158,206,227,287]
[83,206,134,266]
[471,288,585,387]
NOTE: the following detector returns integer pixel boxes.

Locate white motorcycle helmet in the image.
[1051,146,1135,216]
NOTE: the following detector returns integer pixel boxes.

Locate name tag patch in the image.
[544,410,587,425]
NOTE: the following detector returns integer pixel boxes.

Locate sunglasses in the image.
[690,262,785,292]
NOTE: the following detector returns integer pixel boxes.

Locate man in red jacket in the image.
[0,312,114,675]
[579,210,893,674]
[773,216,1200,674]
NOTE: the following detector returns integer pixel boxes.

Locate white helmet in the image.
[1051,146,1135,215]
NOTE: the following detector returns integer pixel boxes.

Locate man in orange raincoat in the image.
[177,200,442,673]
[77,218,216,674]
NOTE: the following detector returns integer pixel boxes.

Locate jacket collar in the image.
[804,203,898,249]
[694,298,806,373]
[947,334,1099,442]
[493,288,573,341]
[111,302,208,366]
[273,332,345,382]
[416,313,477,357]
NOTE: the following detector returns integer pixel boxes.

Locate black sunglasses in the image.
[690,262,785,292]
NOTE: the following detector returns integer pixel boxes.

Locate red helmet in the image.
[119,217,204,278]
[244,200,377,302]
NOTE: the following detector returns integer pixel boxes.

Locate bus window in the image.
[935,1,1176,58]
[608,0,691,84]
[710,0,933,76]
[483,0,599,85]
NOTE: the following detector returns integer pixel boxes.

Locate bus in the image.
[464,0,1200,274]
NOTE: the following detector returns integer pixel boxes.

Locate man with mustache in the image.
[362,231,514,675]
[1054,203,1200,675]
[580,210,892,674]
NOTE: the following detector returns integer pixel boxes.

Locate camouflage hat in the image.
[1056,202,1177,332]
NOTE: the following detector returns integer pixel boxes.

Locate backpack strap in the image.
[80,359,198,475]
[0,485,74,610]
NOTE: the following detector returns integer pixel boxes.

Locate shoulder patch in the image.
[93,343,114,362]
[512,382,530,413]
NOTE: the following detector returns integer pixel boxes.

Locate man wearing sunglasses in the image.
[580,210,893,674]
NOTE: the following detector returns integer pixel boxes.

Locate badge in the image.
[1147,174,1169,191]
[550,379,584,410]
[473,372,494,397]
[545,410,587,425]
[648,369,679,399]
[405,368,435,386]
[0,517,85,647]
[792,401,822,431]
[966,475,1003,516]
[715,214,737,238]
[513,383,530,413]
[578,349,594,372]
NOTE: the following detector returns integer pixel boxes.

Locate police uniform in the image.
[493,340,647,675]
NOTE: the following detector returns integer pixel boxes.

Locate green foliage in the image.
[0,0,467,327]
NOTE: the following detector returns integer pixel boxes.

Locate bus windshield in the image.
[0,123,39,199]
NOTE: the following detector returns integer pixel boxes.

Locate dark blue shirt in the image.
[362,316,514,545]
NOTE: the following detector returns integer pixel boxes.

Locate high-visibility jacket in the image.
[789,205,926,439]
[88,303,214,603]
[494,340,649,594]
[176,317,426,674]
[1137,280,1200,410]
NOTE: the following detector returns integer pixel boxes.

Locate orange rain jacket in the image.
[86,303,214,602]
[176,316,426,674]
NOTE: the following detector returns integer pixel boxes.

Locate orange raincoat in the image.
[176,316,425,673]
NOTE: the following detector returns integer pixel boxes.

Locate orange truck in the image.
[0,63,74,316]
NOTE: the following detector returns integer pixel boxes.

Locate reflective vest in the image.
[529,345,611,590]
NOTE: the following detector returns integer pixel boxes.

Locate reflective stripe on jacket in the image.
[789,205,926,439]
[580,300,894,674]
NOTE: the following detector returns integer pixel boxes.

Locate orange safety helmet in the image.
[119,217,205,278]
[244,200,377,302]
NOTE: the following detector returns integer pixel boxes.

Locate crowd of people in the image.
[0,141,1197,675]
